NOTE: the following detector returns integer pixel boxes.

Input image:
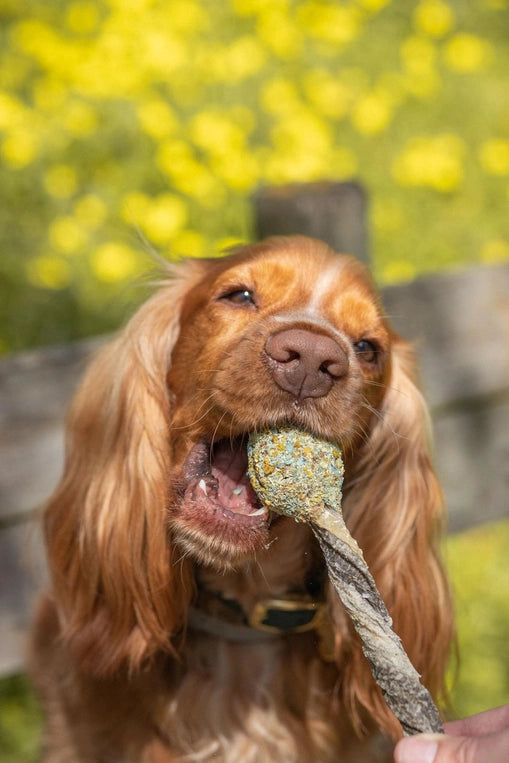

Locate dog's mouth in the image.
[170,435,273,565]
[182,436,267,522]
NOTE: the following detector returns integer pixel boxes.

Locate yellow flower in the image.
[297,2,362,45]
[351,90,394,134]
[264,106,336,183]
[232,0,273,14]
[256,9,302,59]
[141,30,187,75]
[49,216,88,254]
[214,236,245,253]
[260,78,301,116]
[63,100,98,136]
[142,194,188,244]
[157,140,225,202]
[0,92,29,129]
[303,70,352,119]
[152,0,208,34]
[414,0,455,38]
[211,150,260,191]
[32,78,67,113]
[271,109,333,155]
[44,165,78,199]
[444,33,492,72]
[107,0,152,9]
[10,19,52,57]
[479,139,509,175]
[65,1,101,35]
[26,256,72,290]
[137,99,178,140]
[12,19,84,79]
[263,151,329,185]
[220,36,267,80]
[400,35,440,96]
[74,194,108,229]
[356,0,391,11]
[119,191,151,226]
[190,111,247,154]
[171,230,207,258]
[393,134,465,192]
[380,259,418,284]
[401,35,436,70]
[480,239,509,264]
[1,128,38,168]
[90,242,140,283]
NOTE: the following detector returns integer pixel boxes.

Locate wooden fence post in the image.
[252,181,369,265]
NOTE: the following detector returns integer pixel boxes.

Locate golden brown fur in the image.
[30,236,453,762]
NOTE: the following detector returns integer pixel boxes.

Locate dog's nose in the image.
[265,328,349,400]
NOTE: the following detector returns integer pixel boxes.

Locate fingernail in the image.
[395,735,439,763]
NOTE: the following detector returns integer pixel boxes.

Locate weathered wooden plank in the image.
[0,337,105,522]
[383,262,509,409]
[252,181,369,264]
[0,516,47,675]
[435,393,509,533]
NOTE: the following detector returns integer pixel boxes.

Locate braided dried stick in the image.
[247,427,443,737]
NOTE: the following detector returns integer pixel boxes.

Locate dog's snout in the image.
[265,328,349,400]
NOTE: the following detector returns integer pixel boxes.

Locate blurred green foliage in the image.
[1,0,509,353]
[447,519,509,720]
[0,674,42,762]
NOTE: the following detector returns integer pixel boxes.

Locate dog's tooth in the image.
[232,486,243,495]
[198,479,208,495]
[250,507,268,516]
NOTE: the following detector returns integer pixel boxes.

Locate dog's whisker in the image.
[208,411,229,467]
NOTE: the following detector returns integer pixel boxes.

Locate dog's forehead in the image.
[213,245,384,329]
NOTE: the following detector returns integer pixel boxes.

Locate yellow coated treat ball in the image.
[247,427,344,522]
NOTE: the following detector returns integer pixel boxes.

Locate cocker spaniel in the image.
[31,236,453,762]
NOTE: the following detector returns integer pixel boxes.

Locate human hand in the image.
[394,704,509,763]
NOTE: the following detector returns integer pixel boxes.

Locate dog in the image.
[30,236,453,762]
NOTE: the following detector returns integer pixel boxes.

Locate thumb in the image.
[394,728,509,763]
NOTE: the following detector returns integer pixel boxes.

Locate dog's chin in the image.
[169,436,272,569]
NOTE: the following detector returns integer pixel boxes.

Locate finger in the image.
[444,705,509,737]
[394,734,441,763]
[394,727,509,763]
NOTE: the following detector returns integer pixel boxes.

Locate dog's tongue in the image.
[211,439,261,514]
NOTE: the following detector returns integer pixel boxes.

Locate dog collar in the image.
[188,587,325,643]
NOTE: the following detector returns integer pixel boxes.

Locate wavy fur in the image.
[31,237,453,762]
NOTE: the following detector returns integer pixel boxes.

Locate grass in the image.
[0,674,43,763]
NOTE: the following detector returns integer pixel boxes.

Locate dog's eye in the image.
[354,339,379,364]
[220,288,256,307]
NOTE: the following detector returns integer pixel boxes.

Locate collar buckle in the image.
[248,595,325,634]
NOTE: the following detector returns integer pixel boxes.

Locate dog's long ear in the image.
[332,338,454,738]
[44,260,206,674]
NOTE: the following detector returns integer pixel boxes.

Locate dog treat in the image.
[247,427,443,737]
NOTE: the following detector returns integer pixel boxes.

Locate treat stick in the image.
[248,427,443,737]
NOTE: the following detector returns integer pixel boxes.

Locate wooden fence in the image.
[1,181,508,676]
